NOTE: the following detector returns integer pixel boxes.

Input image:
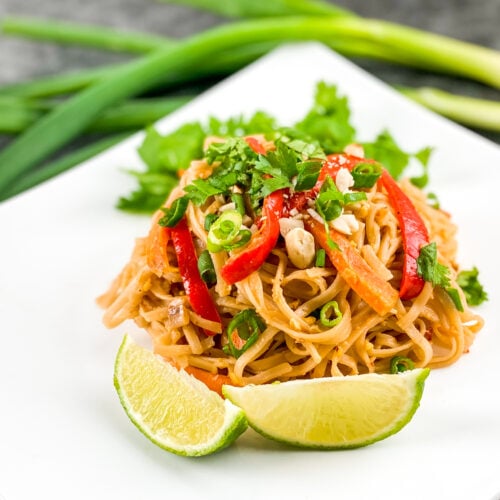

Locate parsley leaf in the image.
[416,242,451,287]
[457,267,488,306]
[295,82,355,153]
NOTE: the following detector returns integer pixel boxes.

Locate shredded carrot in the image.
[184,366,235,397]
[145,210,170,276]
[306,218,399,316]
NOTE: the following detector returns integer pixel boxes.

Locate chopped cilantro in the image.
[316,177,344,221]
[138,123,204,174]
[457,267,488,306]
[295,81,355,153]
[118,82,433,214]
[363,130,410,180]
[295,160,322,191]
[411,146,433,188]
[416,242,451,288]
[207,111,276,137]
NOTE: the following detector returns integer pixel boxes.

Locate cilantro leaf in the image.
[207,111,276,137]
[457,267,488,306]
[116,172,178,213]
[138,123,204,173]
[316,177,344,221]
[295,160,322,191]
[363,130,409,180]
[295,82,355,153]
[411,146,434,188]
[416,242,451,287]
[184,179,225,205]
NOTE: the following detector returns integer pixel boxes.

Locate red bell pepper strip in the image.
[221,189,284,285]
[244,136,267,155]
[379,169,429,300]
[170,217,222,335]
[305,218,399,316]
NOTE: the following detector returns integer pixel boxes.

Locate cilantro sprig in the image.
[119,81,433,214]
[416,242,464,311]
[457,267,488,306]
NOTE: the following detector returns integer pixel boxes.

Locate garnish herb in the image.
[223,309,266,358]
[416,242,451,288]
[457,267,488,306]
[417,242,464,311]
[427,192,440,209]
[197,249,217,287]
[295,81,355,153]
[315,176,367,222]
[363,131,432,187]
[319,300,343,327]
[390,356,415,373]
[294,160,323,191]
[158,196,189,227]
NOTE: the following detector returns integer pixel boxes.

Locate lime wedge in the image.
[114,335,247,456]
[223,369,429,449]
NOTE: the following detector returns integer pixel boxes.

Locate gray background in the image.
[0,0,499,144]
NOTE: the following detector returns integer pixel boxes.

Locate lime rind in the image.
[114,335,248,457]
[223,369,429,450]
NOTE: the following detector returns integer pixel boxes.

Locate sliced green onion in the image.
[158,196,189,228]
[390,356,415,373]
[223,309,266,358]
[204,213,218,231]
[445,287,464,312]
[207,209,251,252]
[315,248,326,267]
[197,250,217,286]
[319,300,342,327]
[231,192,246,216]
[351,162,382,188]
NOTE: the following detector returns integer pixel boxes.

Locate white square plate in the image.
[1,43,499,500]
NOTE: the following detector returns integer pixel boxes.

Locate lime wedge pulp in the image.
[223,369,429,449]
[114,335,247,456]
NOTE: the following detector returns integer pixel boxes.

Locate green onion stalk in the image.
[0,96,192,134]
[399,86,500,132]
[1,16,500,199]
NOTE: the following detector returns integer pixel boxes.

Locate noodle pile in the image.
[98,148,483,388]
